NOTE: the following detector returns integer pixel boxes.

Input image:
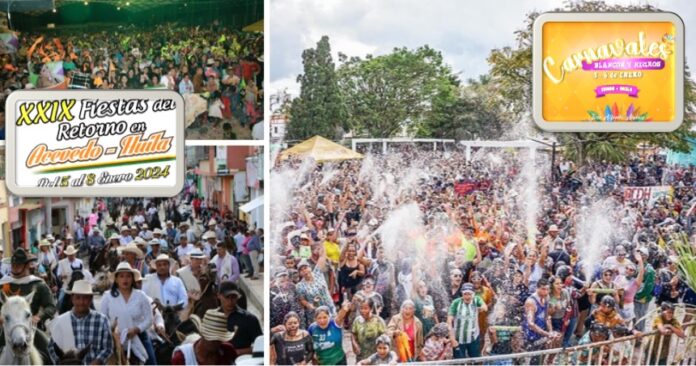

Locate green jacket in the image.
[635,263,656,303]
[2,278,57,323]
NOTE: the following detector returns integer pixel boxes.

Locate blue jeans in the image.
[138,332,157,365]
[634,300,651,332]
[563,317,577,348]
[453,336,481,359]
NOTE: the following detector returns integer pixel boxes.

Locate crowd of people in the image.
[270,146,695,365]
[0,184,264,365]
[0,22,263,134]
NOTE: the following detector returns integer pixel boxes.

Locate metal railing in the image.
[414,321,695,365]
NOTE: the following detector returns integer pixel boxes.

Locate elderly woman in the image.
[351,298,387,362]
[308,303,350,365]
[387,300,424,362]
[270,312,314,366]
[100,262,155,365]
[296,255,335,325]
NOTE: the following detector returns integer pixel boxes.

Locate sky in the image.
[270,0,696,97]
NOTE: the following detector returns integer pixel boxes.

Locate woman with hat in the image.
[171,309,237,365]
[120,241,146,276]
[100,262,156,365]
[37,239,58,274]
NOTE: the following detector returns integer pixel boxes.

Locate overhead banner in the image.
[5,90,184,197]
[533,12,684,132]
[623,185,673,203]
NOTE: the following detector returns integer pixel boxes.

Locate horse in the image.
[190,262,219,320]
[152,299,200,365]
[52,343,90,365]
[92,267,114,295]
[0,291,42,365]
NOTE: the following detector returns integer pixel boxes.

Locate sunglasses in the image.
[603,273,613,277]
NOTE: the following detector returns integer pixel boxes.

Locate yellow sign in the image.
[533,13,684,132]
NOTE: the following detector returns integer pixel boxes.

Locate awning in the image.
[239,196,263,213]
[243,19,263,33]
[17,200,43,210]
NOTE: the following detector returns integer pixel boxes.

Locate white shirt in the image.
[176,244,194,259]
[100,289,152,363]
[234,233,245,253]
[142,274,188,308]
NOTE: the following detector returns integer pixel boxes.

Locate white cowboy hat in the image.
[66,280,94,296]
[114,261,139,277]
[166,220,173,225]
[202,231,216,240]
[142,224,149,229]
[109,233,121,241]
[189,249,205,259]
[150,254,175,268]
[120,225,130,232]
[46,235,55,241]
[148,239,161,246]
[199,310,234,342]
[133,237,147,247]
[152,228,163,235]
[194,219,203,224]
[119,244,144,258]
[64,245,78,256]
[39,239,51,247]
[208,219,217,226]
[179,222,189,228]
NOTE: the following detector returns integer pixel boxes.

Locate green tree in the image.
[287,36,347,141]
[487,0,696,165]
[338,46,459,138]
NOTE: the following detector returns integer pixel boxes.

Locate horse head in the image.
[53,342,91,365]
[0,291,36,357]
[153,299,184,338]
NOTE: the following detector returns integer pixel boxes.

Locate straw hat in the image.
[202,231,216,240]
[120,225,130,232]
[39,239,52,248]
[114,261,139,277]
[119,244,144,258]
[199,309,234,342]
[109,233,121,241]
[66,280,94,296]
[46,235,55,241]
[64,245,78,256]
[148,239,161,247]
[152,228,163,235]
[133,237,147,247]
[189,249,205,259]
[179,222,189,229]
[208,219,217,226]
[150,254,175,268]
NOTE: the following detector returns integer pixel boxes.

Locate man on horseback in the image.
[152,228,169,253]
[177,249,205,301]
[87,228,106,268]
[120,242,146,276]
[120,225,133,245]
[145,240,163,271]
[0,248,55,364]
[143,254,188,308]
[48,280,114,365]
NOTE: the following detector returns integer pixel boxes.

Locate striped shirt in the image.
[449,296,484,344]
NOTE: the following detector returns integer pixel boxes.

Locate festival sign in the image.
[623,185,673,203]
[5,90,184,196]
[533,12,684,132]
